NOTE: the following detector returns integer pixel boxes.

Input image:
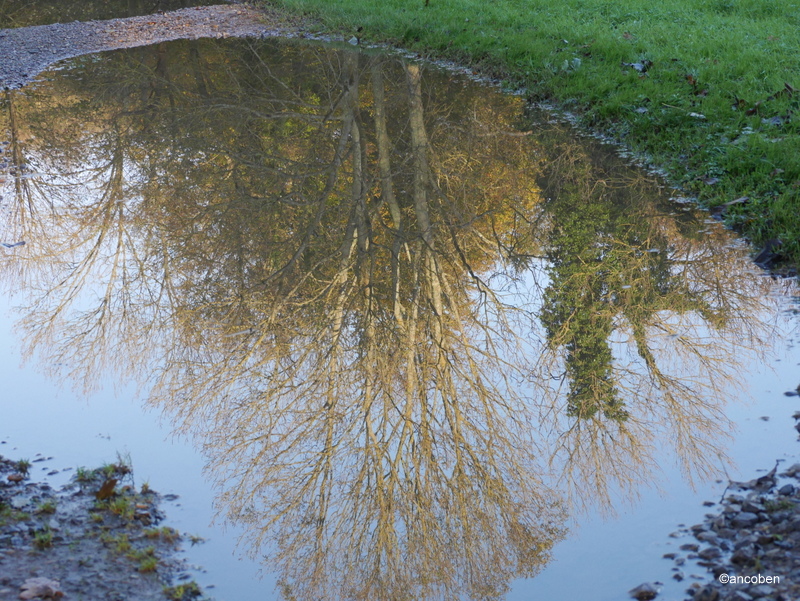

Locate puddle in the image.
[1,36,799,600]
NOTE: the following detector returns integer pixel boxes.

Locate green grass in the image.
[34,499,57,515]
[0,501,29,527]
[33,528,53,550]
[143,526,181,544]
[163,581,203,601]
[262,0,800,268]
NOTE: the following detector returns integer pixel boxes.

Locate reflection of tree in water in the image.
[0,38,783,599]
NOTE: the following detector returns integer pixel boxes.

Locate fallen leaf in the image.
[94,477,118,500]
[703,177,720,185]
[7,473,24,482]
[746,101,761,116]
[770,168,785,176]
[688,112,706,119]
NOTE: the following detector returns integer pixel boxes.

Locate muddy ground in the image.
[0,454,206,601]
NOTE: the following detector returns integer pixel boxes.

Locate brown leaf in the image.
[746,101,762,116]
[94,477,118,500]
[686,74,697,86]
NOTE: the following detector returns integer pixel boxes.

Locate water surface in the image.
[1,36,799,600]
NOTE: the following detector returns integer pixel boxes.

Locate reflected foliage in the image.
[0,37,785,599]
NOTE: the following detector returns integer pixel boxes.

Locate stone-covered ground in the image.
[0,453,206,601]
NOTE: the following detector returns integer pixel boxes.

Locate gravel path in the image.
[0,3,312,89]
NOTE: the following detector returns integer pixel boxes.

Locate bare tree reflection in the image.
[0,38,788,599]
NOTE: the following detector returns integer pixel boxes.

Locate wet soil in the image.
[0,3,316,90]
[0,454,205,601]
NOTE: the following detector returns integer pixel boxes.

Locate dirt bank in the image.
[1,454,207,601]
[0,3,314,90]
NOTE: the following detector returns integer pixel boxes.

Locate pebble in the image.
[662,459,800,601]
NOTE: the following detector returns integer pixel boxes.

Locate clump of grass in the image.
[107,496,135,520]
[765,498,795,512]
[33,528,53,550]
[114,534,132,555]
[99,452,133,479]
[137,555,158,573]
[0,501,29,527]
[34,499,57,515]
[163,581,203,600]
[15,459,31,476]
[144,526,181,544]
[127,545,158,572]
[75,466,95,483]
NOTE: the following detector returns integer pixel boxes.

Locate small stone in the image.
[698,547,722,560]
[696,532,719,544]
[19,577,63,600]
[731,546,755,565]
[778,483,795,495]
[628,582,660,600]
[680,543,699,552]
[731,512,759,528]
[742,499,764,513]
[692,585,719,601]
[672,571,684,581]
[741,501,764,513]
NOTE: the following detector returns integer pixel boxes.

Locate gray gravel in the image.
[0,4,308,90]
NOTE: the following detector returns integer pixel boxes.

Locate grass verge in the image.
[260,0,800,270]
